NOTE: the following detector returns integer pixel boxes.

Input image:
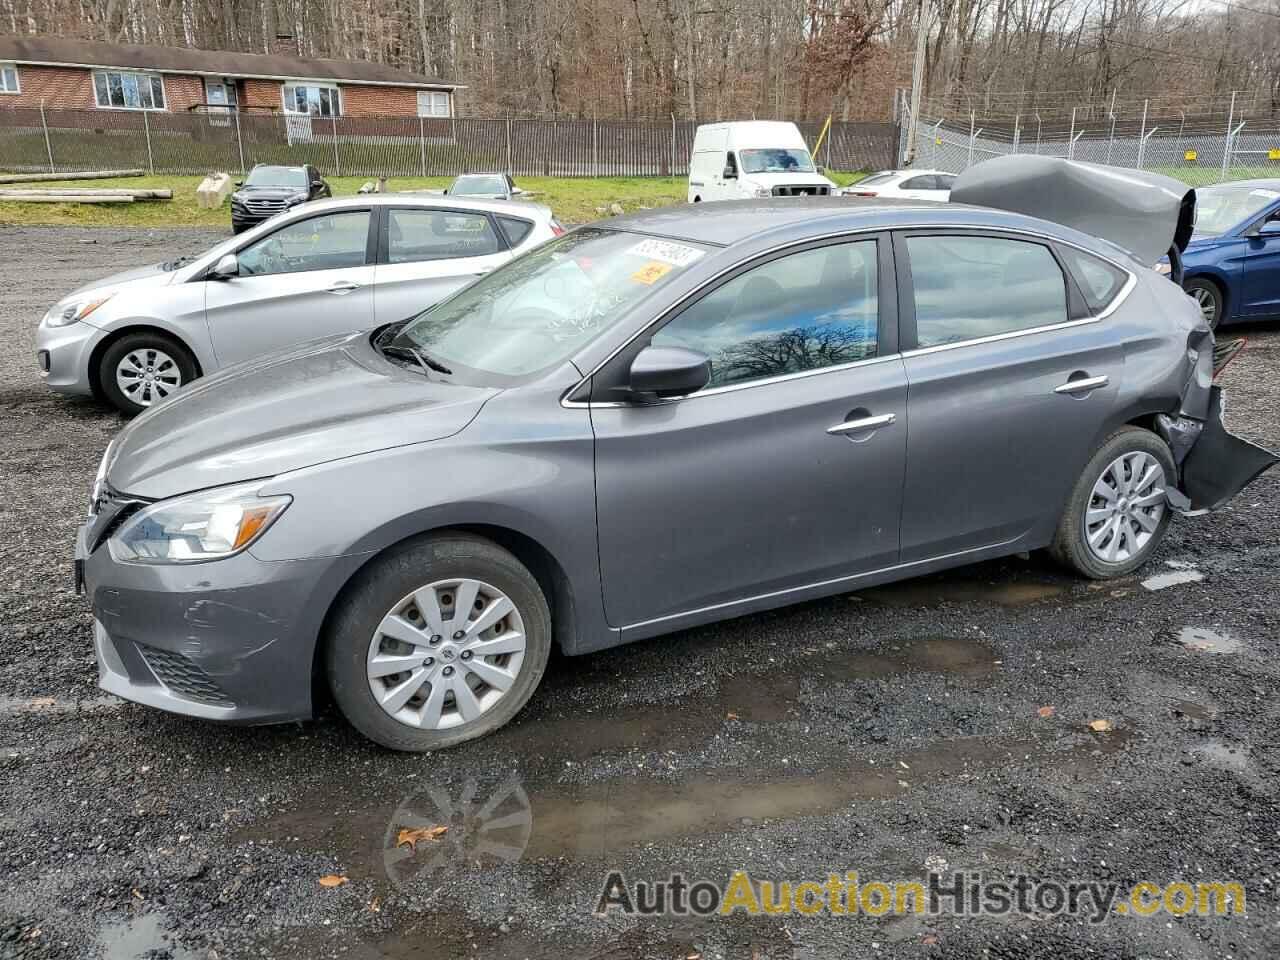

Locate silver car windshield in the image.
[392,228,709,379]
[1194,183,1280,236]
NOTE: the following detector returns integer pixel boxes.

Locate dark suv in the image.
[230,164,331,233]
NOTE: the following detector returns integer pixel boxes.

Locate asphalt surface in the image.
[1,224,1279,960]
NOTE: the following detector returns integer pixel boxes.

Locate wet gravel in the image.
[1,224,1279,959]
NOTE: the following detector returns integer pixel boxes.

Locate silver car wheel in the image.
[115,347,182,407]
[1190,286,1217,325]
[366,577,527,730]
[1083,451,1166,564]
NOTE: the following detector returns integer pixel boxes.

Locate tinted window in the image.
[935,175,956,190]
[907,236,1068,348]
[237,211,370,277]
[902,176,936,190]
[245,166,308,189]
[497,216,534,247]
[451,176,509,196]
[387,209,501,263]
[1059,247,1129,312]
[653,241,878,389]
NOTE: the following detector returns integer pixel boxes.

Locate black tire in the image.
[98,331,198,416]
[1050,427,1176,579]
[1184,276,1224,330]
[325,532,551,752]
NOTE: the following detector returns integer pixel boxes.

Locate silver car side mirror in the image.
[210,253,239,280]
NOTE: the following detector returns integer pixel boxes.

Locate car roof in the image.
[595,197,1114,252]
[287,193,549,219]
[1198,178,1280,191]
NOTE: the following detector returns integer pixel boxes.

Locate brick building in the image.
[0,36,462,119]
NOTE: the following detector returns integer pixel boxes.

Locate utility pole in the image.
[903,0,932,166]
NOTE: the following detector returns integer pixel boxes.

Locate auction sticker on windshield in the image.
[631,261,673,285]
[628,238,706,267]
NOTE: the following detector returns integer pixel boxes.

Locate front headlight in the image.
[43,292,114,328]
[109,482,291,564]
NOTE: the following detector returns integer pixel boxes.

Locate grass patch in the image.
[0,171,870,229]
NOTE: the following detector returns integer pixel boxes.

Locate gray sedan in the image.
[77,161,1276,751]
[36,194,561,415]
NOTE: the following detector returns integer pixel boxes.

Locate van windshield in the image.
[739,148,815,174]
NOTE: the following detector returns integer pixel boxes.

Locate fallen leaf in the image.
[1037,706,1055,718]
[898,760,910,770]
[1088,719,1113,732]
[897,779,910,788]
[318,875,348,888]
[368,897,381,913]
[922,933,939,945]
[30,697,56,708]
[726,712,739,720]
[396,825,448,851]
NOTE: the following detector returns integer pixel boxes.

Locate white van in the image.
[687,121,836,202]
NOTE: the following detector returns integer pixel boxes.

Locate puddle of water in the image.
[1192,740,1250,774]
[1170,699,1216,720]
[1173,626,1242,654]
[100,912,200,960]
[819,637,998,681]
[1142,569,1204,591]
[858,576,1066,608]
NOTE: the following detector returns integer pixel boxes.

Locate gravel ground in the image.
[1,224,1279,960]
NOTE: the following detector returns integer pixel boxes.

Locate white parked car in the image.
[688,121,836,202]
[36,195,563,415]
[840,169,956,201]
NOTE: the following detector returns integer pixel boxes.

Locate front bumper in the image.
[36,320,103,396]
[78,520,368,724]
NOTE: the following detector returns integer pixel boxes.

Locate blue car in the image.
[1163,179,1280,328]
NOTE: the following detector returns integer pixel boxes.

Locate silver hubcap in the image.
[1084,451,1166,564]
[367,578,526,730]
[116,347,181,407]
[1191,287,1217,325]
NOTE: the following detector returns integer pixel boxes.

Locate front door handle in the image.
[325,280,361,295]
[1054,374,1109,395]
[827,412,896,436]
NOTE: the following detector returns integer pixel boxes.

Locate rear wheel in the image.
[326,533,551,752]
[1185,277,1224,330]
[1050,427,1175,579]
[98,331,197,416]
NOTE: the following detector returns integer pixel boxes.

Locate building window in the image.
[282,83,340,117]
[93,70,165,110]
[0,64,18,94]
[417,90,451,117]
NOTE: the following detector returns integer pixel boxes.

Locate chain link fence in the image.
[899,97,1280,186]
[0,107,899,179]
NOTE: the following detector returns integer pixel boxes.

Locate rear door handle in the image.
[325,280,361,295]
[1054,374,1109,395]
[827,413,896,435]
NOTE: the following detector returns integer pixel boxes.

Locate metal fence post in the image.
[1138,126,1157,170]
[1106,113,1116,164]
[39,101,54,173]
[592,116,598,176]
[331,116,340,177]
[1222,91,1237,179]
[671,113,677,177]
[1012,113,1020,154]
[142,109,154,175]
[419,116,427,177]
[1068,108,1076,158]
[1137,99,1148,168]
[234,108,245,174]
[505,116,512,175]
[1034,113,1042,155]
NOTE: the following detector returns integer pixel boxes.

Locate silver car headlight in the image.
[109,481,291,564]
[44,292,114,327]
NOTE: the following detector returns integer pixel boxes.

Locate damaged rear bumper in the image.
[1158,385,1278,514]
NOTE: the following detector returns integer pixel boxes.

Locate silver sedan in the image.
[36,194,562,415]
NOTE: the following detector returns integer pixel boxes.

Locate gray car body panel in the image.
[81,196,1270,723]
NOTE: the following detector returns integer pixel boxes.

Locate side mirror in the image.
[512,186,524,195]
[1259,216,1280,235]
[628,346,711,400]
[722,164,737,180]
[311,179,324,189]
[210,253,239,280]
[234,180,243,188]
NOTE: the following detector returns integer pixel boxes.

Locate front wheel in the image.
[326,533,551,752]
[98,331,197,416]
[1050,427,1176,579]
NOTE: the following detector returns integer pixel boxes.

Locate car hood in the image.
[63,261,175,301]
[105,333,498,500]
[233,186,308,200]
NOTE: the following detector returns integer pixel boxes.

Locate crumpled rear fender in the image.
[1178,386,1278,511]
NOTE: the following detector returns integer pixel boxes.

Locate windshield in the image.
[452,176,508,196]
[739,148,816,175]
[1194,183,1280,236]
[390,228,709,380]
[245,166,308,189]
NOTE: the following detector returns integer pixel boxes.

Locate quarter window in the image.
[283,83,340,117]
[1058,247,1129,313]
[0,64,18,94]
[237,210,370,277]
[653,240,879,389]
[386,209,500,263]
[93,71,165,110]
[906,235,1068,348]
[901,175,937,190]
[497,215,534,247]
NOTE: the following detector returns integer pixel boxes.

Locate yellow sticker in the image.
[1184,149,1198,161]
[1269,148,1280,161]
[631,261,673,285]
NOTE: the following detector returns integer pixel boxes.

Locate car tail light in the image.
[844,190,879,198]
[551,220,566,237]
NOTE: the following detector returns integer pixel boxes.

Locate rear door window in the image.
[905,235,1069,348]
[385,208,501,263]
